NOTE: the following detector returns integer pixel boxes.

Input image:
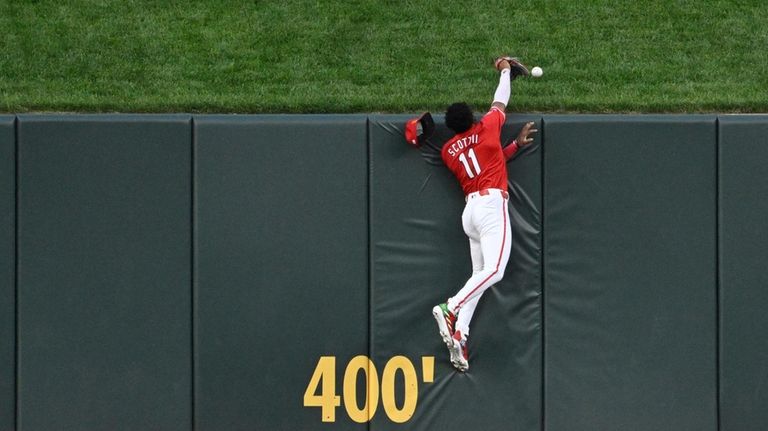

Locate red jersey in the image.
[441,107,508,195]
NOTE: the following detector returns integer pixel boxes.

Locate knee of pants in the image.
[480,267,505,286]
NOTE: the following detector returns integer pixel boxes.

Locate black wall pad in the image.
[543,115,717,431]
[16,115,193,431]
[369,114,543,431]
[193,115,369,430]
[718,115,768,431]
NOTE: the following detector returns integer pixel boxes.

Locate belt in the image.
[466,188,509,201]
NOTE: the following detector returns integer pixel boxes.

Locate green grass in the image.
[1,0,767,113]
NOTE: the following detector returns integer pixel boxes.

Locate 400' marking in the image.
[303,355,435,423]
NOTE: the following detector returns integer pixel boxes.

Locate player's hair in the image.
[445,102,474,134]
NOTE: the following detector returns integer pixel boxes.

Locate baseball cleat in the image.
[493,56,531,80]
[432,303,456,345]
[449,331,469,372]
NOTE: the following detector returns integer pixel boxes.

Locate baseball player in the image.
[431,56,537,372]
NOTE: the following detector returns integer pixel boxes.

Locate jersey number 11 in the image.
[459,149,482,178]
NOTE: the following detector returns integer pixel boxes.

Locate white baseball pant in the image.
[447,188,512,338]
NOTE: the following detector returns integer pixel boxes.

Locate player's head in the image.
[445,102,474,134]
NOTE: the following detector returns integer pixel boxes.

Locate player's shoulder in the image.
[479,107,505,133]
[482,106,506,121]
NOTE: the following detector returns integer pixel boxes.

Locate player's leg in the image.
[450,295,480,372]
[433,203,482,372]
[455,296,480,337]
[448,196,512,313]
[432,202,479,347]
[446,231,482,372]
[448,209,511,371]
[455,235,483,338]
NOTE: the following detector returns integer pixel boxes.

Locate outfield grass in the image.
[1,0,767,113]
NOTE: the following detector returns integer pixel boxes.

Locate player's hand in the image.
[516,122,537,146]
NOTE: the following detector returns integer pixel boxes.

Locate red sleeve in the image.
[480,107,505,136]
[503,140,520,160]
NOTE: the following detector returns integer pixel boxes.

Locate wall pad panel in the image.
[0,116,15,431]
[369,114,542,431]
[194,115,368,431]
[17,115,192,431]
[544,115,717,431]
[719,115,768,431]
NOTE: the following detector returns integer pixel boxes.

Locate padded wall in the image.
[194,116,368,431]
[0,117,15,431]
[6,113,768,430]
[544,115,717,431]
[719,115,768,431]
[369,114,542,431]
[17,116,192,431]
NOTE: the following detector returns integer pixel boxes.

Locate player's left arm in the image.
[503,122,538,160]
[491,59,512,113]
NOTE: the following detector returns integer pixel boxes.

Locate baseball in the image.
[531,66,543,78]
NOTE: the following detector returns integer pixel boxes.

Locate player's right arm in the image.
[502,122,538,160]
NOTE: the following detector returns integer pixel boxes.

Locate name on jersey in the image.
[447,134,478,157]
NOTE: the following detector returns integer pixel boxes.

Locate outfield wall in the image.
[1,114,767,431]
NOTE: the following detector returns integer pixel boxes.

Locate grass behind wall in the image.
[1,0,767,113]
